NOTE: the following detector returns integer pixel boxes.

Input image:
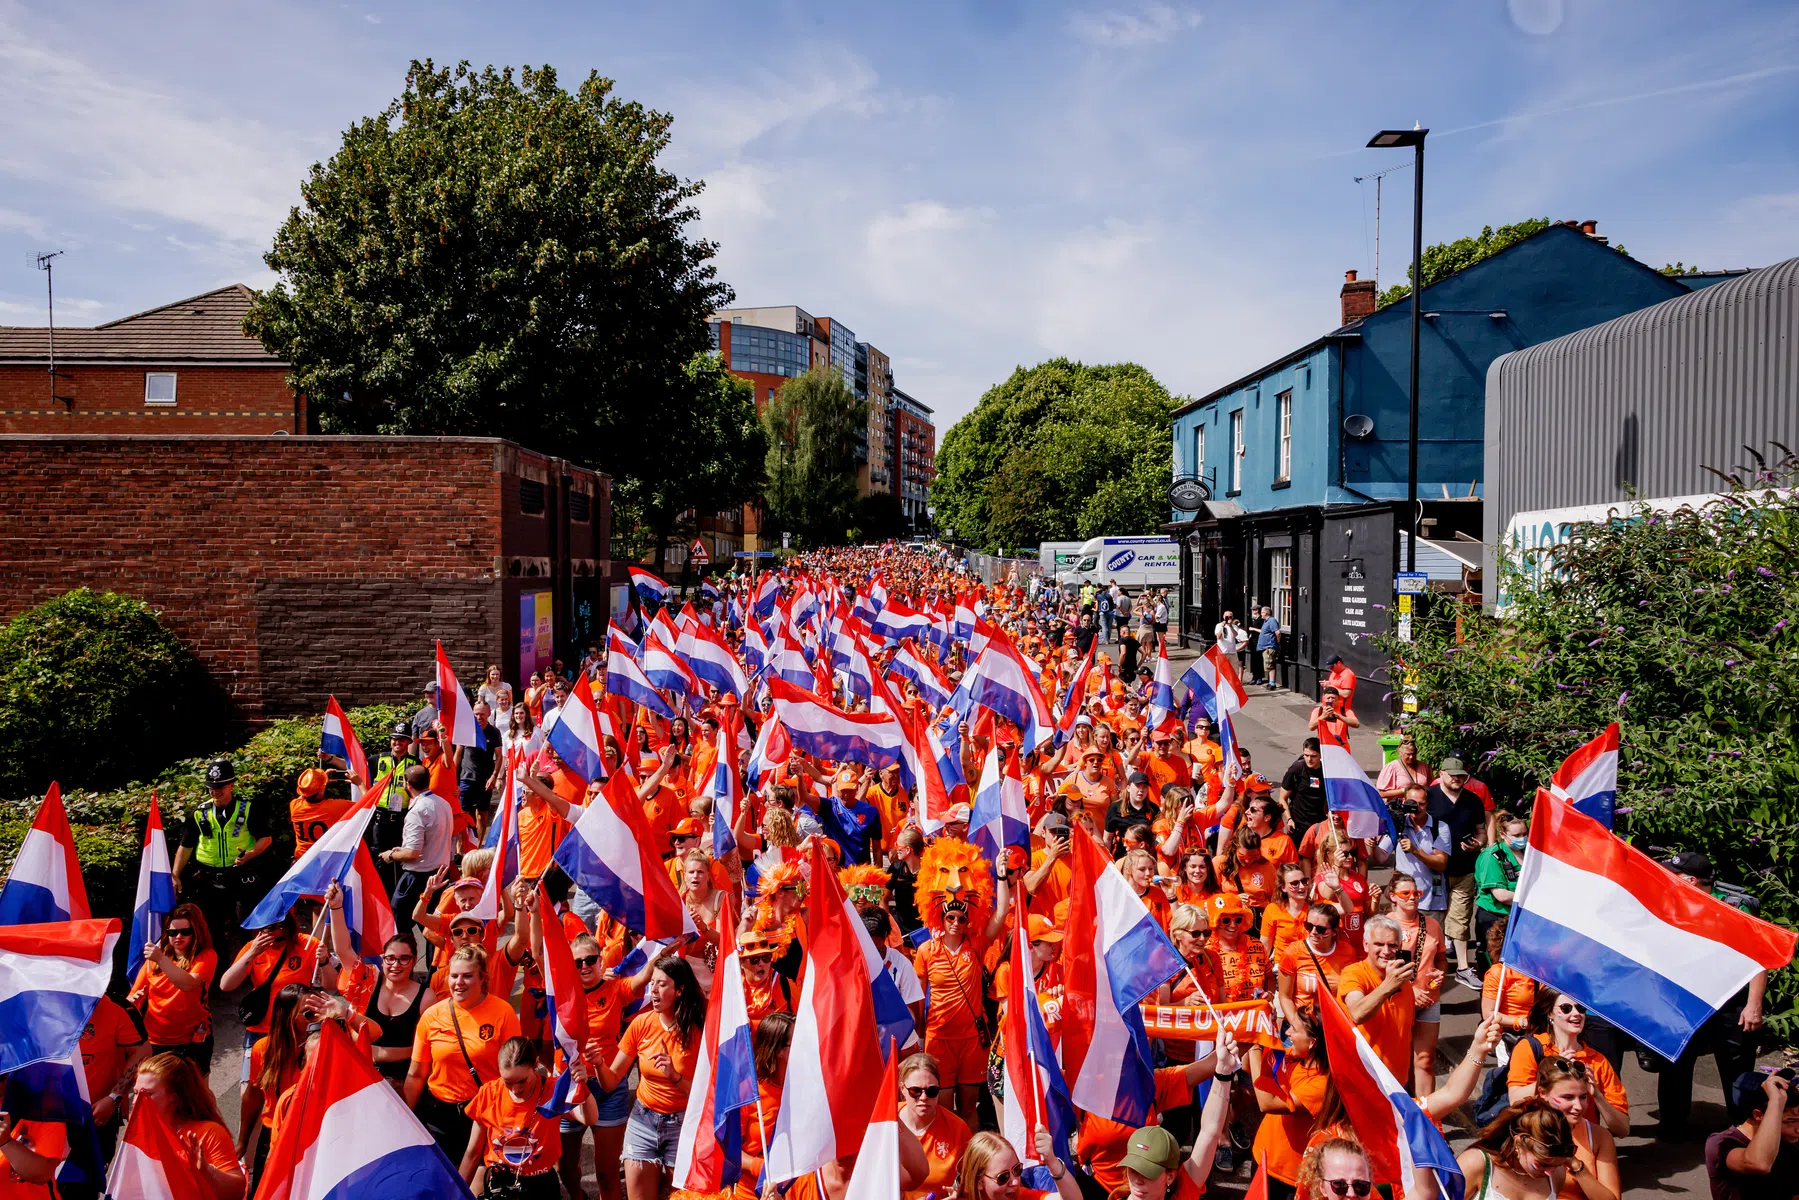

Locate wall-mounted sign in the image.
[1167,476,1211,512]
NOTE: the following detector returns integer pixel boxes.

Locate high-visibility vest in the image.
[191,800,255,868]
[375,754,419,811]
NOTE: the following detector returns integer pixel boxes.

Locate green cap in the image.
[1118,1125,1182,1180]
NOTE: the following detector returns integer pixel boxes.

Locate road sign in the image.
[1395,571,1428,595]
[689,539,710,566]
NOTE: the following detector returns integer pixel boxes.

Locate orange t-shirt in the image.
[914,937,986,1041]
[518,794,570,880]
[1079,1067,1194,1194]
[1336,960,1415,1081]
[78,995,146,1098]
[411,994,522,1103]
[1152,815,1208,869]
[1026,850,1072,918]
[426,755,458,800]
[233,936,323,1035]
[172,1118,237,1179]
[576,977,637,1070]
[617,1011,700,1114]
[1278,938,1359,1011]
[134,949,218,1046]
[0,1120,66,1200]
[1252,1055,1329,1184]
[1483,964,1538,1030]
[248,1037,303,1128]
[1505,1036,1629,1115]
[465,1075,572,1174]
[1217,856,1280,908]
[994,959,1065,1044]
[904,1107,971,1200]
[1141,752,1192,797]
[1212,937,1271,1002]
[289,796,354,860]
[1261,902,1309,967]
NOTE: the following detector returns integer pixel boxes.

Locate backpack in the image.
[1473,1034,1542,1126]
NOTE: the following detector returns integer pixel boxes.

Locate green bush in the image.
[1377,452,1799,1037]
[0,589,224,800]
[0,701,416,936]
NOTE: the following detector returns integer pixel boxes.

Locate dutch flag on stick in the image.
[673,898,758,1192]
[0,783,90,926]
[434,642,486,750]
[1316,720,1396,841]
[1547,723,1620,829]
[320,696,370,793]
[126,793,177,983]
[242,783,396,961]
[1502,795,1796,1060]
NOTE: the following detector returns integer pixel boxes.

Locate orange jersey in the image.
[465,1075,572,1175]
[1212,937,1271,1002]
[519,792,571,879]
[411,994,521,1103]
[1336,960,1415,1081]
[1278,938,1359,1011]
[914,937,987,1041]
[78,996,145,1099]
[133,949,217,1047]
[232,936,322,1035]
[1251,1055,1329,1184]
[1483,963,1538,1029]
[1260,901,1310,968]
[289,796,353,860]
[904,1107,971,1200]
[618,1011,700,1114]
[1079,1067,1195,1195]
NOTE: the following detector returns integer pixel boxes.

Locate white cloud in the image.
[0,206,47,239]
[0,8,311,257]
[1068,4,1201,48]
[0,294,105,322]
[363,12,381,23]
[670,49,880,159]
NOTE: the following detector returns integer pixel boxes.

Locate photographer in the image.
[1708,1069,1799,1197]
[1426,757,1491,992]
[1336,913,1417,1081]
[1373,784,1450,918]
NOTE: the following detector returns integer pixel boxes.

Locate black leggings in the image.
[417,1090,475,1162]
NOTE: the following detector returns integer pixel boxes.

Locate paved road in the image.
[1161,642,1721,1197]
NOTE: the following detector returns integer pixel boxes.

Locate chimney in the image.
[1579,220,1597,236]
[1340,269,1377,325]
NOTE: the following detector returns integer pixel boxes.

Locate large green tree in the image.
[614,353,767,574]
[762,367,867,548]
[933,359,1178,551]
[243,60,733,494]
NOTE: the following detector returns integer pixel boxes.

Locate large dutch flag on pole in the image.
[870,600,932,644]
[1060,825,1184,1126]
[467,758,521,922]
[1502,796,1796,1060]
[630,566,673,609]
[1317,985,1464,1200]
[546,673,609,784]
[0,783,91,926]
[1316,721,1396,841]
[254,1020,472,1200]
[1179,645,1247,764]
[766,841,886,1182]
[320,696,370,793]
[968,746,1030,872]
[434,642,486,749]
[709,727,743,861]
[534,888,592,1117]
[552,774,697,941]
[1146,638,1179,736]
[1000,903,1078,1192]
[888,643,953,711]
[766,677,910,773]
[838,1048,899,1200]
[960,636,1056,753]
[609,630,676,719]
[1547,723,1620,829]
[126,793,178,982]
[673,899,758,1193]
[107,1085,212,1200]
[685,620,752,699]
[243,785,395,960]
[0,918,121,1073]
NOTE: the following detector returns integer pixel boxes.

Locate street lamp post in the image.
[1367,126,1428,573]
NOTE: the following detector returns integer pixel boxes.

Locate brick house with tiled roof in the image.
[0,284,304,434]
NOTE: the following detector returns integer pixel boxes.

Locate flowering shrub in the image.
[1378,451,1799,1035]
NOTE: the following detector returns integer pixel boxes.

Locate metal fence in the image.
[964,552,1043,586]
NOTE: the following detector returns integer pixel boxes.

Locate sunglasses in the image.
[166,927,194,937]
[903,1085,942,1099]
[1219,915,1246,925]
[1556,1002,1587,1016]
[573,955,601,969]
[1188,928,1212,938]
[1323,1180,1373,1197]
[986,1169,1022,1185]
[1306,922,1335,934]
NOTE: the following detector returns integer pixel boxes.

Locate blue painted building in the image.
[1166,222,1690,694]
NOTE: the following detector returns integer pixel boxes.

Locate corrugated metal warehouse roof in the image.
[1482,256,1799,597]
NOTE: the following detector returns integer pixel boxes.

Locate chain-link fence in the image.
[964,552,1043,586]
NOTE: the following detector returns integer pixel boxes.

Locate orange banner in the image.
[1137,999,1282,1048]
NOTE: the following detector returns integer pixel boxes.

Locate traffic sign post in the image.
[689,538,710,566]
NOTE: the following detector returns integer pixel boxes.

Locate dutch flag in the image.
[1317,720,1397,841]
[546,673,609,784]
[126,793,177,983]
[674,900,759,1192]
[434,642,486,750]
[0,918,121,1074]
[1548,723,1620,829]
[0,783,91,926]
[608,630,676,719]
[968,746,1030,872]
[552,774,697,941]
[630,566,673,609]
[320,696,371,793]
[534,887,593,1116]
[243,787,395,961]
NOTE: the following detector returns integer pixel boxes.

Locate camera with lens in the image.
[1389,798,1422,818]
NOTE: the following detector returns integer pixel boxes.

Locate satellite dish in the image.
[1344,413,1375,440]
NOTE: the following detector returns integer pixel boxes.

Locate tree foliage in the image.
[933,359,1178,552]
[1375,452,1799,1034]
[243,59,732,493]
[761,367,868,548]
[1377,218,1556,308]
[0,589,222,799]
[614,353,767,573]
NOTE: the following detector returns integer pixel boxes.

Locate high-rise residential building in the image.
[891,388,935,531]
[708,304,933,545]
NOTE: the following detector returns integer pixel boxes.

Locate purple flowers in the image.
[1587,638,1603,647]
[1775,620,1789,634]
[1618,692,1630,706]
[1758,566,1775,577]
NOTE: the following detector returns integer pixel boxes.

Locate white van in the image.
[1058,536,1180,591]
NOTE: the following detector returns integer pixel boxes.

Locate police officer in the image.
[371,722,421,891]
[170,758,274,955]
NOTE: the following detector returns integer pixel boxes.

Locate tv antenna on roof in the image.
[35,251,74,409]
[1353,163,1408,289]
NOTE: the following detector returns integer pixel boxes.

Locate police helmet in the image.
[390,721,413,741]
[204,758,236,788]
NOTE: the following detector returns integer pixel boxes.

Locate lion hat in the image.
[913,836,994,936]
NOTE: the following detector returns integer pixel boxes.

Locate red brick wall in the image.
[0,435,559,724]
[0,364,302,434]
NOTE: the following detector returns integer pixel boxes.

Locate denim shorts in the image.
[561,1081,634,1133]
[621,1100,684,1166]
[1417,1000,1443,1023]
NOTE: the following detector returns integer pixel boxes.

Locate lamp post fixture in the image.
[1367,126,1427,572]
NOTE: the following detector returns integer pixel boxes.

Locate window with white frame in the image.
[145,373,177,405]
[1270,548,1292,628]
[1275,389,1292,482]
[1193,425,1205,480]
[1229,410,1244,493]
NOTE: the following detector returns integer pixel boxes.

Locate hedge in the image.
[0,701,417,943]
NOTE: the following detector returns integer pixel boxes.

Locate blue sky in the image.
[1,0,1795,430]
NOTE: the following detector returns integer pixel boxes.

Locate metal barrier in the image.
[964,552,1043,586]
